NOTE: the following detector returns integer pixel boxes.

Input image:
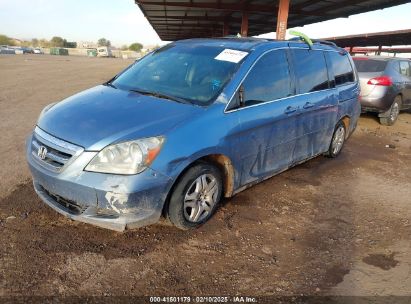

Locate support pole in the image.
[223,21,230,36]
[276,0,290,40]
[241,12,248,37]
[377,45,382,55]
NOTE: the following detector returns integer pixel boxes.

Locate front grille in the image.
[41,186,87,215]
[32,138,71,169]
[31,127,83,172]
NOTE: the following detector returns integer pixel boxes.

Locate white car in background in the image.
[33,48,44,54]
[97,46,113,57]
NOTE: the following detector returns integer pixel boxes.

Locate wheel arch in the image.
[161,153,236,216]
[197,154,235,198]
[339,115,351,139]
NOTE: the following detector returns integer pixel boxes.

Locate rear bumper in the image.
[360,96,394,113]
[26,133,173,231]
[360,86,398,113]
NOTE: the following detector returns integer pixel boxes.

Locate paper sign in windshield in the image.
[215,49,248,63]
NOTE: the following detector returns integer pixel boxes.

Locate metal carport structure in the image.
[135,0,410,41]
[322,28,411,54]
[349,47,411,54]
[324,29,411,47]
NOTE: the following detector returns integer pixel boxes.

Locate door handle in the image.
[303,102,315,109]
[284,105,298,114]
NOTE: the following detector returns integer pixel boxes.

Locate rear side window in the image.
[291,49,329,94]
[399,61,411,76]
[241,49,293,105]
[353,59,387,72]
[328,52,354,86]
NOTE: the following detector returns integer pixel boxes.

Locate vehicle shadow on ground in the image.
[360,112,380,123]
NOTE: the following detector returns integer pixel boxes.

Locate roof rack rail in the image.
[311,39,338,48]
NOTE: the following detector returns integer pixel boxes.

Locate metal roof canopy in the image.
[135,0,410,41]
[350,47,411,54]
[323,29,411,47]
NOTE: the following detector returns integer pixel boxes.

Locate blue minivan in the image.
[26,38,360,231]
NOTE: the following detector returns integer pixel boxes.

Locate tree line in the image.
[0,34,77,48]
[1,34,145,52]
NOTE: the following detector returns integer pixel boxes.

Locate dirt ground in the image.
[0,55,410,299]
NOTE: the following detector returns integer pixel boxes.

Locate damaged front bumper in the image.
[26,132,173,231]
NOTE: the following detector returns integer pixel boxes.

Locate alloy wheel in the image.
[183,173,219,223]
[332,125,346,155]
[390,102,400,122]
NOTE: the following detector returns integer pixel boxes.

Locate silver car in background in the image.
[353,56,411,125]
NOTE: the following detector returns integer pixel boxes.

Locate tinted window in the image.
[241,50,292,106]
[353,58,387,72]
[328,52,354,86]
[112,44,245,106]
[291,49,329,93]
[399,61,411,76]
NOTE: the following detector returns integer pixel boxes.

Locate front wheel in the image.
[167,163,223,230]
[325,121,346,158]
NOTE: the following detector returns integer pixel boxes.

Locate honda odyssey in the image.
[26,38,360,231]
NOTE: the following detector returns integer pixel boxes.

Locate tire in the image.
[167,163,223,230]
[379,96,401,126]
[325,121,346,158]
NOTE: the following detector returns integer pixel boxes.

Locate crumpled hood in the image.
[38,85,201,150]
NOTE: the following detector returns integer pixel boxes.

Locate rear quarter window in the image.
[290,49,329,94]
[328,52,355,86]
[353,59,387,72]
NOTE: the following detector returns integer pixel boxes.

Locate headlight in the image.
[85,136,164,175]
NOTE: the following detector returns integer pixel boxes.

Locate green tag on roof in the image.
[289,30,313,47]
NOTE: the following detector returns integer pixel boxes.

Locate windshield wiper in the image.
[130,88,189,104]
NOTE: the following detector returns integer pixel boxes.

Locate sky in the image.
[0,0,411,47]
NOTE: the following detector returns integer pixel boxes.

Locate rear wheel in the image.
[380,96,401,126]
[325,121,346,158]
[167,163,223,230]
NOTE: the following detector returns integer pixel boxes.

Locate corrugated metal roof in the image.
[323,29,411,47]
[135,0,410,41]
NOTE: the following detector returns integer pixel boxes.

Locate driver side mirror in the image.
[226,84,246,112]
[238,84,245,108]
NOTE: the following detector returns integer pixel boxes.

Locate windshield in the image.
[112,44,247,106]
[353,59,388,73]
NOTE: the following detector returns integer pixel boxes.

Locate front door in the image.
[227,49,299,186]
